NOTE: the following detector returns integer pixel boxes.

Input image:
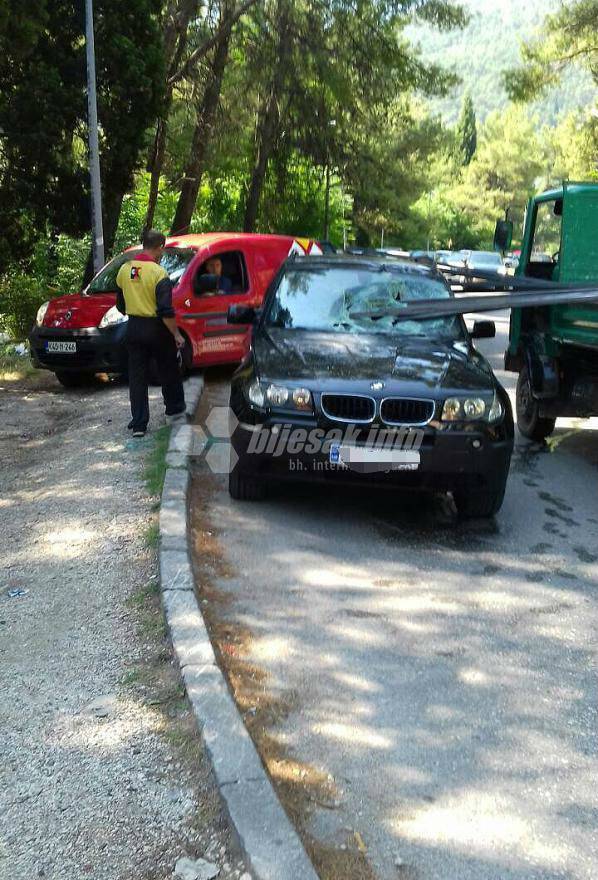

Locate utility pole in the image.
[324,162,331,241]
[85,0,105,273]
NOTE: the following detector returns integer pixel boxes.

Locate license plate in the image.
[45,341,77,353]
[329,443,420,471]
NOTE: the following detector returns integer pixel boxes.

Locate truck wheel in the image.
[55,371,95,388]
[516,366,556,441]
[228,470,266,501]
[453,479,507,518]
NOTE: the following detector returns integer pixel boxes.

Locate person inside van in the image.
[204,256,232,293]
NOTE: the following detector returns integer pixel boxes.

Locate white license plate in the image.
[329,443,420,471]
[45,341,77,353]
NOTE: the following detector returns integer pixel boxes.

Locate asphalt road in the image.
[192,314,598,880]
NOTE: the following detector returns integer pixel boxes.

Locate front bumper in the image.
[29,323,128,373]
[230,416,513,492]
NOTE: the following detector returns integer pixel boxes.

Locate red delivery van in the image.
[29,233,323,387]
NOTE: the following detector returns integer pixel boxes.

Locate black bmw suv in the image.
[227,255,513,517]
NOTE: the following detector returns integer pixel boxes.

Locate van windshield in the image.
[87,248,195,293]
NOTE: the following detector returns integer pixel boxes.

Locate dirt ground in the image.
[0,372,248,880]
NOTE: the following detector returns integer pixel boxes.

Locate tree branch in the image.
[168,0,259,86]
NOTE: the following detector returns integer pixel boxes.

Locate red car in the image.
[29,233,323,387]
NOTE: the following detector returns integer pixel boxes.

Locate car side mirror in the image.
[228,305,258,324]
[194,273,219,296]
[493,219,513,253]
[471,320,496,340]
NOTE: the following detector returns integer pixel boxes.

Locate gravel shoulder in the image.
[0,374,247,880]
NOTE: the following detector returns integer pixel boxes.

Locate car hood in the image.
[254,328,495,395]
[42,292,116,330]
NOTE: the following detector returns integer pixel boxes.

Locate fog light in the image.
[472,439,482,449]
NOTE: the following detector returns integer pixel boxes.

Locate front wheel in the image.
[453,479,507,518]
[55,371,96,389]
[516,366,556,442]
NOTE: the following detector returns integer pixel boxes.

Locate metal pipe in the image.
[350,286,598,321]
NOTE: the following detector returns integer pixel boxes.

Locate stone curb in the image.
[158,374,319,880]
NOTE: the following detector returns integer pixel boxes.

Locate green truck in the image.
[499,182,598,440]
[364,182,598,443]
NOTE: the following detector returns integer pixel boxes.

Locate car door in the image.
[182,244,256,366]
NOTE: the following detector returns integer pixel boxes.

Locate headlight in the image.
[488,392,504,423]
[248,380,265,408]
[442,396,489,421]
[36,302,50,327]
[266,384,289,406]
[247,382,313,411]
[463,398,486,418]
[99,306,128,329]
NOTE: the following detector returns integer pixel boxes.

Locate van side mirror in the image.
[228,305,258,324]
[493,220,513,253]
[194,273,219,296]
[471,320,496,340]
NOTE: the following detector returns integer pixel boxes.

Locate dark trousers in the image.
[126,316,185,430]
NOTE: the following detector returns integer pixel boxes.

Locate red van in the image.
[29,233,323,387]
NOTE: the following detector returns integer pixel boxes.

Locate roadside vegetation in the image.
[1,0,597,342]
[143,424,172,497]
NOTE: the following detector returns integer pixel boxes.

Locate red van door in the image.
[176,242,259,367]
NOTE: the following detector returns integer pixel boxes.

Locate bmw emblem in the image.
[65,310,72,321]
[370,380,385,391]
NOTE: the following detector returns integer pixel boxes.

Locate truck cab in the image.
[502,182,598,440]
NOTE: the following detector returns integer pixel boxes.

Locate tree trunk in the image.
[145,0,200,230]
[243,0,291,232]
[170,27,232,235]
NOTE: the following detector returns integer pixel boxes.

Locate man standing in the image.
[116,229,186,437]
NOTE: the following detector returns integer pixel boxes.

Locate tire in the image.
[516,366,556,441]
[453,478,507,519]
[55,371,95,388]
[228,469,266,501]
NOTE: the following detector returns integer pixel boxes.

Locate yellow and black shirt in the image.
[116,252,174,318]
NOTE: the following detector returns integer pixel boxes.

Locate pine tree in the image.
[456,93,477,166]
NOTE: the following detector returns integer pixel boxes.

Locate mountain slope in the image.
[408,0,596,124]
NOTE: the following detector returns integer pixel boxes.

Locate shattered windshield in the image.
[267,266,463,338]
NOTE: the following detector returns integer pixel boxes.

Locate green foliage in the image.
[455,94,477,165]
[409,0,595,125]
[0,272,50,340]
[0,0,164,278]
[143,425,171,497]
[505,0,598,103]
[405,104,547,250]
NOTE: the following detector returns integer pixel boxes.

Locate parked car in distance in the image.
[435,250,466,269]
[29,234,322,387]
[227,255,514,518]
[464,250,507,274]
